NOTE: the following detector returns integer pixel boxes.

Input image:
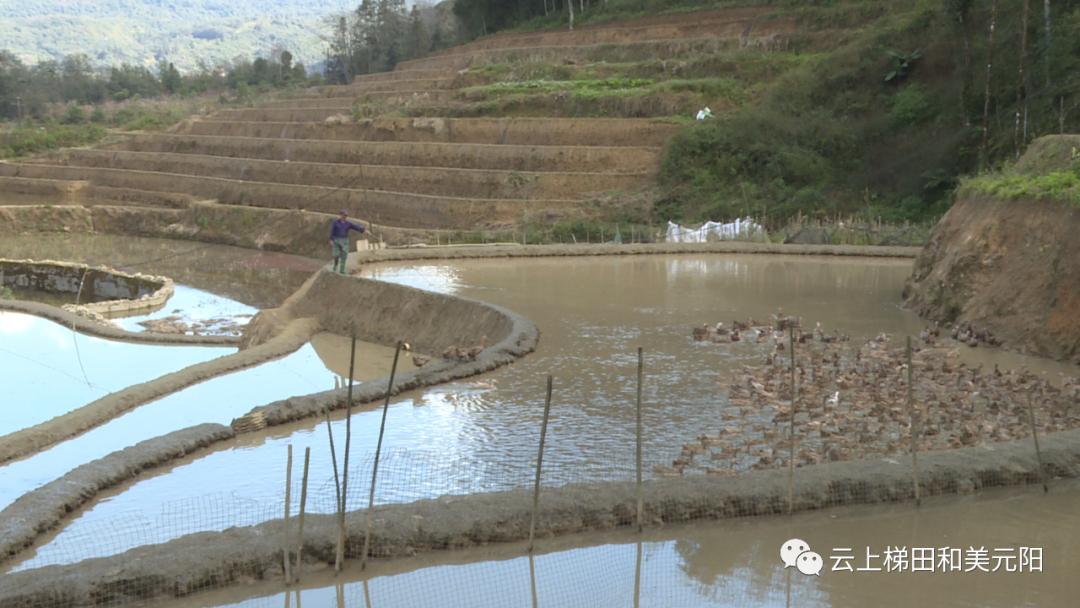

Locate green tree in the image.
[406,5,429,59]
[159,61,182,94]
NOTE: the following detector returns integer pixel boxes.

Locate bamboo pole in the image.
[633,540,643,608]
[635,347,644,532]
[907,337,921,506]
[335,331,358,572]
[528,376,555,553]
[529,552,540,608]
[361,340,403,570]
[323,404,341,571]
[1027,391,1049,493]
[787,326,797,515]
[295,447,311,579]
[283,444,293,585]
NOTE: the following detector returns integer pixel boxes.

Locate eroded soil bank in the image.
[905,195,1080,364]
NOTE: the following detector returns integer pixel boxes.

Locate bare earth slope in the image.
[904,136,1080,363]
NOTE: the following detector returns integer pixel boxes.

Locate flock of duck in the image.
[407,335,487,368]
[660,317,1080,476]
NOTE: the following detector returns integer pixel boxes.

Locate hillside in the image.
[0,0,362,71]
[0,1,1077,248]
[904,135,1080,362]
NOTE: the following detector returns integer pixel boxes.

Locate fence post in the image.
[528,376,554,553]
[529,552,540,608]
[906,337,921,506]
[635,347,644,532]
[787,326,797,515]
[295,446,311,580]
[361,340,403,571]
[283,444,293,585]
[1026,391,1049,493]
[633,540,643,608]
[323,405,341,572]
[336,331,358,572]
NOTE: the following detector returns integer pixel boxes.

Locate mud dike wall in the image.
[2,426,1077,608]
[0,269,537,584]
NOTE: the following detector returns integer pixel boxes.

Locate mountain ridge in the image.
[0,0,377,72]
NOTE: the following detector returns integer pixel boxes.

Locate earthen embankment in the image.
[2,426,1076,607]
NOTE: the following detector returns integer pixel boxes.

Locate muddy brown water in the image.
[11,252,1078,572]
[189,479,1080,608]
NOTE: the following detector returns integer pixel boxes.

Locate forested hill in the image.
[0,0,369,71]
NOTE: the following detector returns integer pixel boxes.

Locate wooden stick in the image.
[635,347,644,532]
[529,552,540,608]
[283,444,293,585]
[787,326,797,515]
[907,336,921,506]
[528,376,554,553]
[361,340,403,571]
[336,331,359,572]
[295,447,311,580]
[1027,391,1049,493]
[633,540,643,608]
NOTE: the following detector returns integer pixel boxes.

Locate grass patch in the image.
[0,122,107,159]
[961,169,1080,207]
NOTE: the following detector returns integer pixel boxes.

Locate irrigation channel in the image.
[1,239,1076,580]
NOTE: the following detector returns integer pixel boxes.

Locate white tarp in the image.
[665,219,764,243]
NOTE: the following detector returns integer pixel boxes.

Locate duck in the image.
[465,335,487,360]
[692,324,709,341]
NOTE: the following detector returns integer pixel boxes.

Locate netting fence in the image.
[1,330,1077,608]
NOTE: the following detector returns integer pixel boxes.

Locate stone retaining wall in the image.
[0,258,172,318]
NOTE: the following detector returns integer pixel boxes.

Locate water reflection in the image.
[5,338,399,571]
[112,285,258,336]
[0,311,226,436]
[199,481,1079,608]
[15,254,1079,574]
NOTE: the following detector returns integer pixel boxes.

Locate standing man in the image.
[329,210,365,274]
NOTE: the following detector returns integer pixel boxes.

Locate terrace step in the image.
[57,150,649,200]
[1,163,585,230]
[119,134,662,173]
[258,90,454,109]
[178,117,678,147]
[0,175,87,204]
[350,68,449,84]
[387,37,751,73]
[404,8,778,60]
[300,78,457,97]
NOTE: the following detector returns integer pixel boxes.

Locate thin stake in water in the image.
[906,336,922,506]
[295,446,311,580]
[361,340,403,571]
[1027,391,1049,493]
[283,444,293,585]
[635,347,644,532]
[335,331,358,572]
[787,326,797,516]
[529,376,554,553]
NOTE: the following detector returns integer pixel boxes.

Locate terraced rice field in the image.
[0,6,847,237]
